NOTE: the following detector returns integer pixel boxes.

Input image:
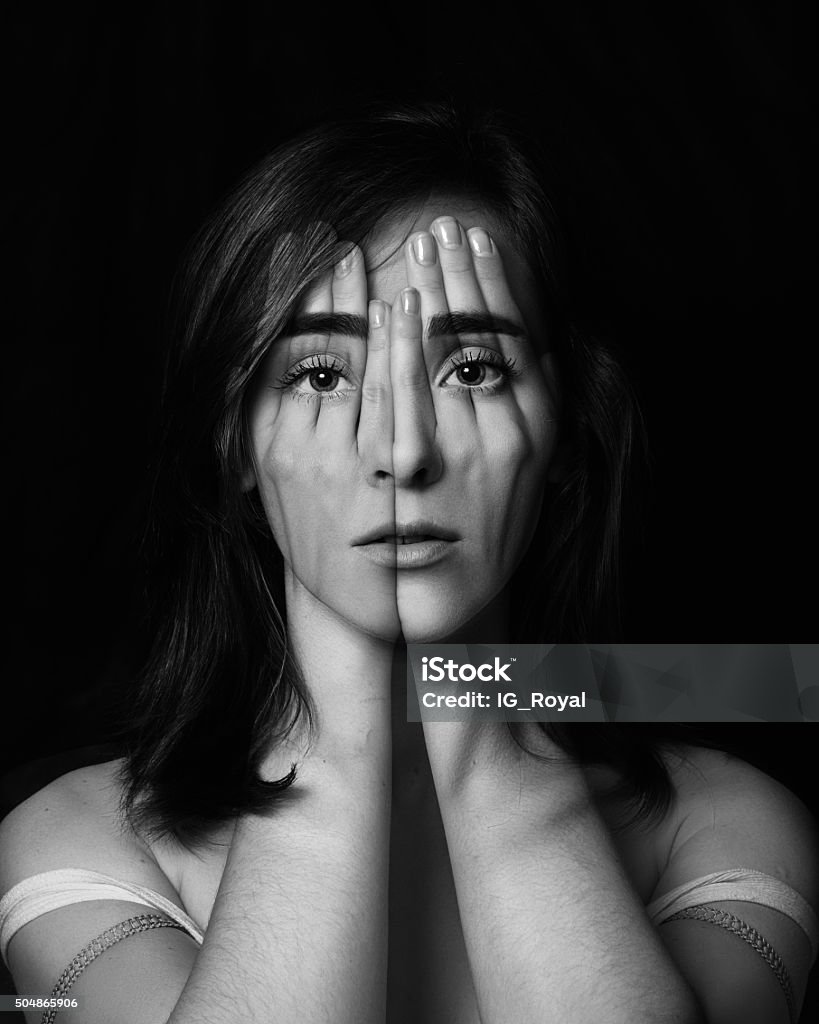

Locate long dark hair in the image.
[122,99,657,841]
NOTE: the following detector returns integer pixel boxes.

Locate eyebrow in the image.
[426,311,526,339]
[284,310,525,341]
[284,312,369,340]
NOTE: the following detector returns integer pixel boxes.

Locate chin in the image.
[346,605,403,644]
[396,591,502,645]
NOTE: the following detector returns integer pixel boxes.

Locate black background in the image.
[2,1,818,1019]
[5,3,817,807]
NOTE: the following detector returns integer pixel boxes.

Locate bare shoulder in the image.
[658,743,819,901]
[647,746,819,1022]
[0,763,202,1024]
[0,759,180,900]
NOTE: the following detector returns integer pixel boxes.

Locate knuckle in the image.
[361,383,389,405]
[392,322,421,343]
[474,258,505,281]
[416,276,446,296]
[396,370,431,392]
[440,258,475,277]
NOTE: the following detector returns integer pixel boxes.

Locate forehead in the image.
[363,199,547,335]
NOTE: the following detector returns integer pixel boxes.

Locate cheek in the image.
[253,411,346,491]
[252,440,338,548]
[479,402,557,489]
[492,420,536,468]
[478,411,557,555]
[515,379,561,483]
[264,443,324,484]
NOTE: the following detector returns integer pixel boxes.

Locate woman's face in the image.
[247,200,560,642]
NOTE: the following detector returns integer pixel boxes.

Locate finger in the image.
[299,267,334,315]
[403,229,454,407]
[404,230,448,319]
[310,245,368,444]
[430,217,486,315]
[467,226,559,418]
[428,225,530,477]
[357,299,394,473]
[459,229,559,513]
[328,244,369,446]
[286,269,333,433]
[331,243,368,318]
[465,227,526,362]
[390,287,439,486]
[404,223,482,450]
[426,218,487,433]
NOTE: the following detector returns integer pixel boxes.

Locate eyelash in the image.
[273,347,519,402]
[273,354,353,403]
[441,348,519,394]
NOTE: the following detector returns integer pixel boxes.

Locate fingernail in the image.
[411,233,437,266]
[432,218,462,249]
[369,299,385,328]
[401,288,420,315]
[468,228,494,256]
[335,250,355,277]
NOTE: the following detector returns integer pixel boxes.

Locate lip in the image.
[353,521,460,569]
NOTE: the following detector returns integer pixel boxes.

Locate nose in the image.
[357,289,444,488]
[359,378,444,488]
[358,375,395,487]
[388,290,443,488]
[390,391,443,487]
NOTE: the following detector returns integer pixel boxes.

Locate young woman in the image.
[1,102,817,1024]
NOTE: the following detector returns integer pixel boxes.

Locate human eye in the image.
[274,353,356,402]
[438,346,518,395]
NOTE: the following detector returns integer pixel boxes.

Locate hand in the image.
[387,214,561,642]
[246,241,397,771]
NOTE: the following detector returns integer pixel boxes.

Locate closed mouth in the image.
[352,529,458,569]
[353,523,459,546]
[374,535,437,545]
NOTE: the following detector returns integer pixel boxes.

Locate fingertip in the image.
[334,242,361,278]
[399,287,420,316]
[369,299,387,329]
[407,230,437,267]
[430,216,464,249]
[467,227,495,257]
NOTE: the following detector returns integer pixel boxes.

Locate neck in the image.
[393,588,512,788]
[285,570,396,693]
[284,570,511,781]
